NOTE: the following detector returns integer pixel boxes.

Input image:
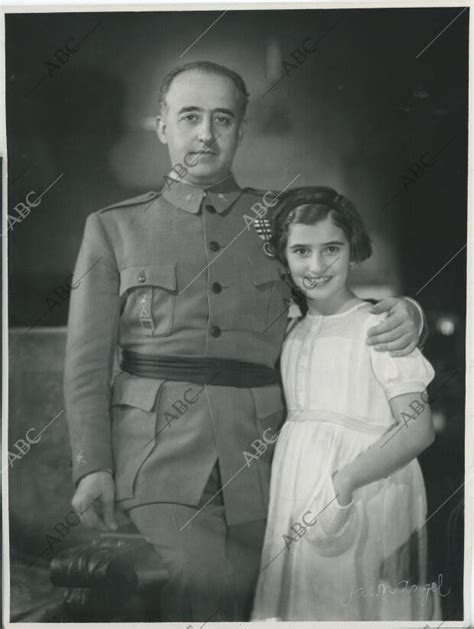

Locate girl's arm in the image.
[332,391,435,506]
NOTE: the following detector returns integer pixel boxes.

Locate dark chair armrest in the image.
[49,532,167,621]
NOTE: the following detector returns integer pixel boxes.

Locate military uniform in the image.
[64,174,292,620]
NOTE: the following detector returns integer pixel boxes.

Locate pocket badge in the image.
[253,218,275,258]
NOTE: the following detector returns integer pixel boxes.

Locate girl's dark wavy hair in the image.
[270,186,372,314]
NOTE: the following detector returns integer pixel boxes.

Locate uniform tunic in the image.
[64,174,292,526]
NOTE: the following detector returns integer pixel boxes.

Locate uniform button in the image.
[210,325,222,338]
[206,204,217,214]
[138,272,146,283]
[211,282,222,294]
[218,193,225,199]
[209,241,220,252]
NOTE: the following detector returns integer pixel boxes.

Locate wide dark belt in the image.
[120,350,280,388]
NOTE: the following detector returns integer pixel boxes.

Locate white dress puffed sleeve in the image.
[368,314,435,400]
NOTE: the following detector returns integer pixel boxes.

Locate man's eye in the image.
[214,115,231,125]
[294,247,310,256]
[182,114,198,122]
[325,246,340,254]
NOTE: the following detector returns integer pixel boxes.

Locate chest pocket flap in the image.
[119,264,177,295]
[248,258,283,286]
[118,264,176,337]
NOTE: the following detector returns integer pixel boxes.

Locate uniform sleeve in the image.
[64,212,121,484]
[404,296,428,347]
[368,315,435,400]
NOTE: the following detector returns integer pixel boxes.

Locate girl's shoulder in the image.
[324,300,375,337]
[284,300,375,341]
[348,301,385,336]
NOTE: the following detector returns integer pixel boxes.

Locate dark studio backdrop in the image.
[6,7,468,621]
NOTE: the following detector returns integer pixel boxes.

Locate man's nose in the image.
[197,117,215,144]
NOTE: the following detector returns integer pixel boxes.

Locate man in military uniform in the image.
[65,61,425,621]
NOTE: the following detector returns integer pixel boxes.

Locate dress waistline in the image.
[286,409,389,435]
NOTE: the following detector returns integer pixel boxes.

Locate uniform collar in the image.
[161,173,242,214]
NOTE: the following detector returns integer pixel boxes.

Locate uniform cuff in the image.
[404,297,425,337]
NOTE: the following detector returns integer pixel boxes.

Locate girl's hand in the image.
[332,470,353,507]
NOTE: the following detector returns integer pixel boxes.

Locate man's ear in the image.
[237,119,245,145]
[156,116,168,145]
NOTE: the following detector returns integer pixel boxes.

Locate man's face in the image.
[157,69,244,186]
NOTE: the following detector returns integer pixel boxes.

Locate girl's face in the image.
[285,215,353,312]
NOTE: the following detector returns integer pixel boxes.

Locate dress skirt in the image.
[252,410,441,621]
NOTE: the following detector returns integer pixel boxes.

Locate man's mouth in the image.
[189,150,216,156]
[302,275,332,289]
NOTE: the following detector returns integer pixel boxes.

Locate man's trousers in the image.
[127,462,266,621]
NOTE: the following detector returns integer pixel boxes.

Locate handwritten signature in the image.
[343,573,451,608]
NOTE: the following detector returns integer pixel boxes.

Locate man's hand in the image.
[71,470,118,532]
[367,297,422,357]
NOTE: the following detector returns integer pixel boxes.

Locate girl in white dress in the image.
[252,187,439,621]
